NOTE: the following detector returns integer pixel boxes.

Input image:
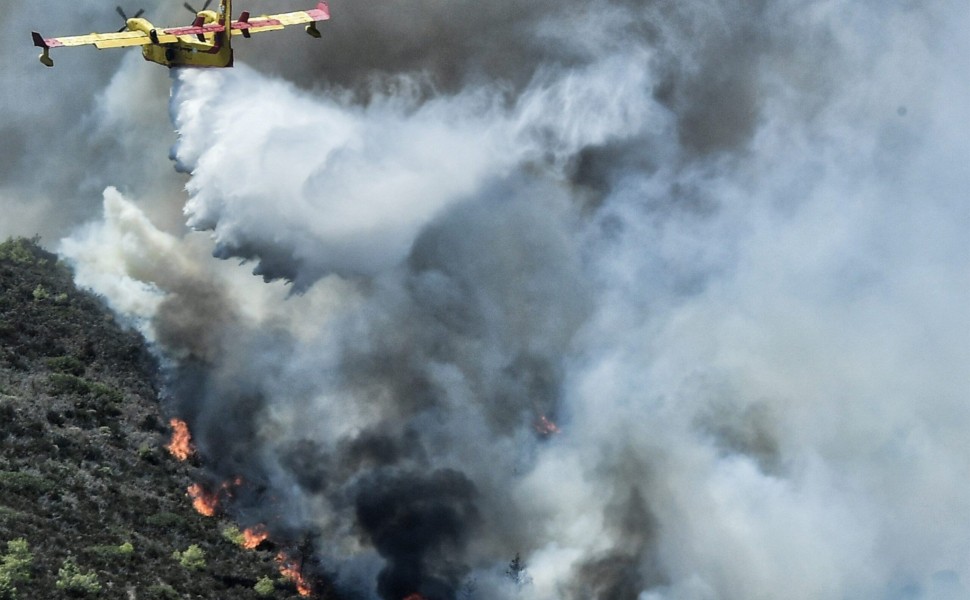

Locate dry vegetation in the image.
[0,238,308,599]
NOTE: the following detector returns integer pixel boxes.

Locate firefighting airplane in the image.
[31,0,329,68]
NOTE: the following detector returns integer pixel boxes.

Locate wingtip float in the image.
[32,0,330,68]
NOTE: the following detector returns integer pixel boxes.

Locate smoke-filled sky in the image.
[6,0,970,599]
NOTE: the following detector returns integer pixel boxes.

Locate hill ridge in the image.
[0,237,308,600]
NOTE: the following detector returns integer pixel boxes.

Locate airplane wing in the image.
[32,2,329,66]
[162,20,228,44]
[33,30,177,50]
[152,3,330,42]
[230,2,331,37]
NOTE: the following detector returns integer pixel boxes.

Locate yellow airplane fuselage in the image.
[142,40,233,68]
[128,2,233,68]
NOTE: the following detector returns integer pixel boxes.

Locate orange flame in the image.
[186,477,245,517]
[187,483,219,517]
[276,552,312,596]
[166,418,194,461]
[242,526,269,550]
[403,595,425,600]
[534,415,561,436]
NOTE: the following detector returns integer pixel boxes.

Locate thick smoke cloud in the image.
[355,468,479,600]
[42,0,970,599]
[168,50,653,286]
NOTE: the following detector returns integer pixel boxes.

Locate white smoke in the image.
[58,1,970,599]
[169,51,655,285]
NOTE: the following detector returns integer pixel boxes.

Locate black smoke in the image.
[355,469,479,600]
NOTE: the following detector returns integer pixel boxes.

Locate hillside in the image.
[0,238,310,600]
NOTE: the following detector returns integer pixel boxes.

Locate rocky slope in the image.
[0,238,311,600]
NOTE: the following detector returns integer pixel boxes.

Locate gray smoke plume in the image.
[46,0,970,599]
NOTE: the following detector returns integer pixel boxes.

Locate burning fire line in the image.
[276,551,312,597]
[187,483,220,517]
[186,477,243,517]
[179,451,298,592]
[173,424,295,587]
[242,526,269,549]
[166,417,195,460]
[403,595,425,600]
[184,474,310,596]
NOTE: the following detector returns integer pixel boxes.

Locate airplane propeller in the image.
[182,0,213,15]
[115,6,145,32]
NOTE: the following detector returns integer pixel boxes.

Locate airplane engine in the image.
[125,18,155,35]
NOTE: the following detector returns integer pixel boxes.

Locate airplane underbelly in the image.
[143,43,233,68]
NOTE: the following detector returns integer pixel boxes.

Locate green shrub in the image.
[0,507,23,524]
[0,239,35,264]
[2,540,31,573]
[47,374,92,396]
[146,512,185,529]
[45,356,85,376]
[48,375,121,404]
[221,524,245,546]
[172,544,205,571]
[144,583,179,600]
[88,383,123,404]
[31,286,49,302]
[55,557,101,596]
[0,575,15,600]
[0,472,53,495]
[86,542,134,560]
[254,576,275,597]
[0,538,32,598]
[136,444,159,464]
